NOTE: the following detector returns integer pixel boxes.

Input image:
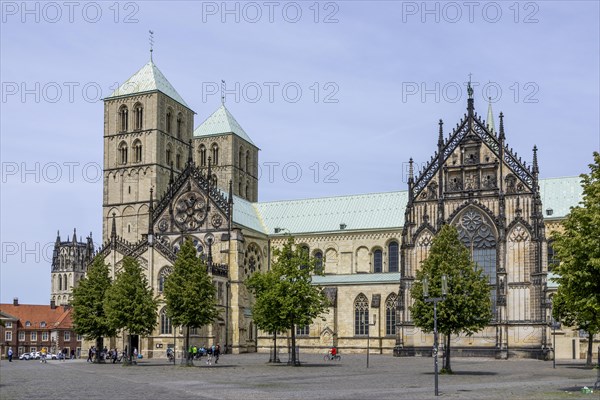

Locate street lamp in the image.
[423,274,448,397]
[360,313,377,368]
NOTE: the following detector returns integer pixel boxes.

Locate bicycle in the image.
[323,353,341,361]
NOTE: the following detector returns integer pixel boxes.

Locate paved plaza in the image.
[1,353,598,399]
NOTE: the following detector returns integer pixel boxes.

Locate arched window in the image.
[166,145,172,166]
[246,150,251,172]
[212,174,218,188]
[176,152,181,170]
[373,249,383,273]
[239,147,244,171]
[58,274,62,291]
[354,294,369,336]
[245,181,250,199]
[134,103,143,130]
[388,241,399,272]
[455,208,497,316]
[211,144,219,165]
[547,240,558,271]
[385,293,397,336]
[314,251,323,273]
[160,308,172,335]
[199,145,207,166]
[119,105,128,132]
[158,266,172,293]
[166,109,173,133]
[118,141,128,164]
[63,274,68,290]
[133,139,142,163]
[176,113,183,138]
[238,180,243,195]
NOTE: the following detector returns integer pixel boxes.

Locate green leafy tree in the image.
[72,256,116,362]
[163,238,219,366]
[247,236,329,366]
[551,152,600,366]
[246,264,287,362]
[410,224,492,373]
[104,256,158,365]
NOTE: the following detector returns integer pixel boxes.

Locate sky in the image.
[1,1,599,305]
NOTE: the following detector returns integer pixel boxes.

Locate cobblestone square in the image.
[1,354,597,399]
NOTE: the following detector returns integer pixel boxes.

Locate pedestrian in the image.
[112,348,118,364]
[206,345,212,366]
[214,343,221,364]
[133,348,138,359]
[7,348,13,362]
[87,347,93,362]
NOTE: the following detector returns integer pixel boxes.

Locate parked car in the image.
[30,351,41,359]
[19,353,32,360]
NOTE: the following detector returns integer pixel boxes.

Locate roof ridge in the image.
[256,190,408,205]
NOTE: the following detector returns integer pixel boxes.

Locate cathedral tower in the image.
[103,60,195,243]
[50,229,94,305]
[193,105,259,202]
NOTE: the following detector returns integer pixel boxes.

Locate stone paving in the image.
[1,353,598,399]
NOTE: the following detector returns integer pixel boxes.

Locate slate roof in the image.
[539,176,583,220]
[193,105,256,146]
[106,60,190,108]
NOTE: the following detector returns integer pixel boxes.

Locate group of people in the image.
[186,343,221,365]
[87,346,129,363]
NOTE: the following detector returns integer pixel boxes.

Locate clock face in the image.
[174,192,207,231]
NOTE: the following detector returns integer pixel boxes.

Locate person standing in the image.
[7,348,13,362]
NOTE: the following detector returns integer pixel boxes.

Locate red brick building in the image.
[0,298,82,359]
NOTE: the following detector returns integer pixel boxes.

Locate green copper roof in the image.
[255,191,408,235]
[193,105,256,146]
[231,177,581,235]
[547,272,559,289]
[312,272,401,286]
[539,176,583,219]
[106,61,190,108]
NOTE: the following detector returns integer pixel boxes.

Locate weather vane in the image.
[149,30,154,61]
[221,80,226,105]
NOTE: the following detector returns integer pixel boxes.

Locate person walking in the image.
[214,343,221,364]
[7,348,13,362]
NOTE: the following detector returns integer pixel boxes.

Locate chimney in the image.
[50,300,56,309]
[13,297,18,306]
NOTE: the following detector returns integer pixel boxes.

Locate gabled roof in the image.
[106,60,190,109]
[230,177,581,235]
[194,105,256,146]
[0,304,73,329]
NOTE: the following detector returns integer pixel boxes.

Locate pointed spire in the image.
[486,97,495,134]
[72,228,77,243]
[221,80,226,105]
[148,188,154,236]
[498,112,505,140]
[467,73,474,117]
[187,139,194,166]
[438,119,444,146]
[111,213,117,239]
[228,179,233,205]
[56,230,61,243]
[532,145,539,175]
[408,158,414,182]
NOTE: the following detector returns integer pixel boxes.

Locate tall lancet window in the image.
[455,208,497,316]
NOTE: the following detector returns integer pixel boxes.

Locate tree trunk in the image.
[291,323,298,366]
[586,331,593,367]
[272,332,278,363]
[444,333,452,373]
[184,326,191,366]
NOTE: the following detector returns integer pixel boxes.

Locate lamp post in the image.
[423,274,448,397]
[360,314,376,368]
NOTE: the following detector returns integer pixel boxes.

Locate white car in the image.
[19,353,32,360]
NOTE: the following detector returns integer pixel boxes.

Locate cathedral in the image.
[50,58,582,359]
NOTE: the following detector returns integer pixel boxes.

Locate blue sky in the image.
[1,1,599,304]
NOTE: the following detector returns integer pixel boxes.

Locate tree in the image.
[163,238,219,366]
[247,236,329,366]
[71,256,116,362]
[410,224,492,373]
[246,264,287,362]
[551,152,600,366]
[104,256,158,365]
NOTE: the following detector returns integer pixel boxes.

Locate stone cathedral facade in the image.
[53,59,582,359]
